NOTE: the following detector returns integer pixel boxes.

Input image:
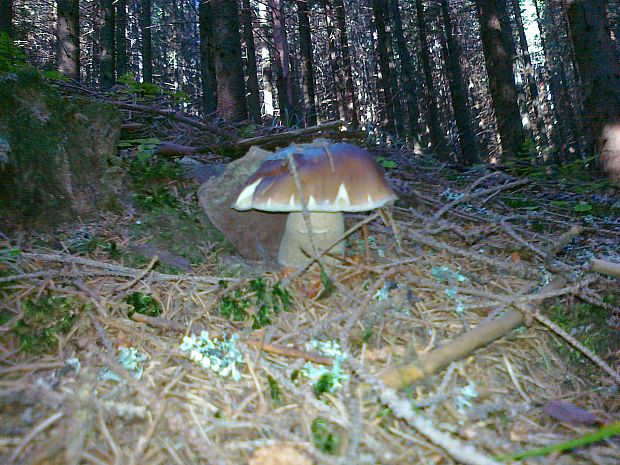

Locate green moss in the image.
[125,292,162,318]
[0,69,121,227]
[218,278,292,329]
[13,295,81,354]
[548,297,620,368]
[267,375,283,405]
[311,417,340,455]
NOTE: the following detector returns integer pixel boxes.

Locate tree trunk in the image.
[512,0,547,146]
[57,0,80,81]
[297,0,317,126]
[476,0,525,159]
[140,0,153,83]
[371,0,396,135]
[322,0,346,121]
[240,0,261,123]
[258,1,275,118]
[115,0,127,77]
[440,0,480,164]
[199,0,217,114]
[567,0,620,179]
[333,0,358,128]
[0,0,13,37]
[100,0,115,89]
[389,0,421,142]
[212,0,248,121]
[416,0,447,157]
[269,0,295,124]
[534,0,579,154]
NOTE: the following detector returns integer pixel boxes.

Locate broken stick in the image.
[380,278,567,389]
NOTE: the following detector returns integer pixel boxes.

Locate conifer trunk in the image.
[57,0,80,81]
[476,0,525,158]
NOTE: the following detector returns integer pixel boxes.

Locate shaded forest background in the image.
[2,0,620,173]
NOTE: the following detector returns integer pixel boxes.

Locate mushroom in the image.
[232,141,397,267]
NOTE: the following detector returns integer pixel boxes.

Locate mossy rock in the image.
[0,70,122,228]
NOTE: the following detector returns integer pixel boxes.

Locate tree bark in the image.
[199,0,217,114]
[297,0,317,126]
[567,0,620,180]
[240,0,262,123]
[99,0,115,89]
[512,0,547,146]
[0,0,13,37]
[258,1,275,118]
[333,0,358,128]
[269,0,295,124]
[476,0,525,159]
[115,0,127,77]
[212,0,248,122]
[140,0,153,83]
[440,0,480,164]
[389,0,421,141]
[371,0,396,135]
[416,0,447,157]
[321,0,346,121]
[57,0,80,81]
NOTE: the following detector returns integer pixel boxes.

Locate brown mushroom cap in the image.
[232,142,397,212]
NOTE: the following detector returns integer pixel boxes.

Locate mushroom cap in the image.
[232,142,397,213]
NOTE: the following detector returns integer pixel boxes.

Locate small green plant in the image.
[318,268,335,299]
[218,278,292,329]
[117,73,161,97]
[42,70,70,82]
[120,137,183,211]
[311,417,340,454]
[125,292,162,318]
[13,296,80,354]
[238,124,258,139]
[376,156,397,169]
[67,236,121,259]
[301,340,348,397]
[267,375,283,405]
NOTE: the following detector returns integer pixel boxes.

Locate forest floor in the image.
[1,107,620,465]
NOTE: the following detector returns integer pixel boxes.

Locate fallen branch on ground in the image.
[380,278,567,388]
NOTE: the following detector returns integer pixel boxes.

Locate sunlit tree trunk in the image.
[212,0,248,121]
[297,0,317,126]
[567,0,620,179]
[476,0,525,158]
[512,0,547,146]
[258,2,274,118]
[240,0,261,123]
[57,0,80,81]
[115,0,127,77]
[100,0,115,89]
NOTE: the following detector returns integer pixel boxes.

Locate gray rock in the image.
[198,147,287,264]
[182,162,226,184]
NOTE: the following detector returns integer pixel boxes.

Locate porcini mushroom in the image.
[232,141,397,267]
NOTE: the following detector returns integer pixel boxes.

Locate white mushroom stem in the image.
[278,212,345,267]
